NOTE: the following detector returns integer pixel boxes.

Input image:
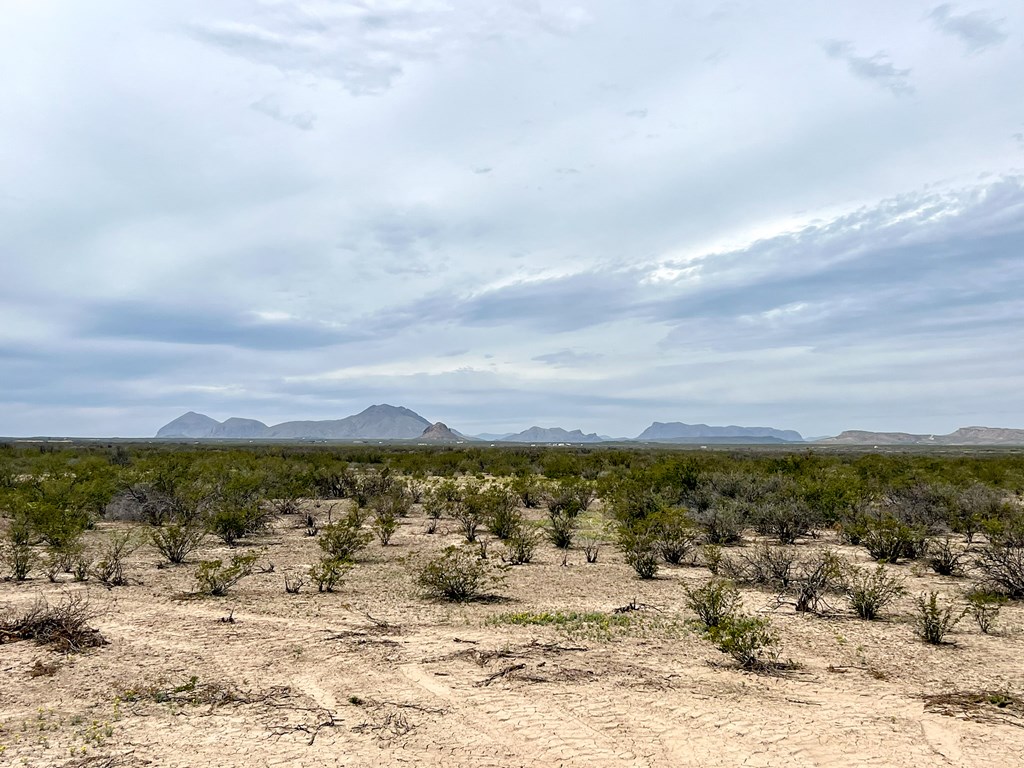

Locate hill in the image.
[155,404,432,440]
[820,426,1024,446]
[500,426,605,443]
[635,422,803,443]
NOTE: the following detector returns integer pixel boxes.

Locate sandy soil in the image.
[2,501,1022,768]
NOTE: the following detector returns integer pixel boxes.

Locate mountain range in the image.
[154,406,1024,445]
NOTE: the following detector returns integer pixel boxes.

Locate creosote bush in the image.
[843,564,906,620]
[310,556,349,593]
[92,531,138,586]
[319,511,372,562]
[501,525,539,565]
[926,538,968,577]
[974,544,1024,599]
[707,614,779,670]
[417,546,500,601]
[151,523,206,564]
[194,551,261,596]
[2,540,36,581]
[684,579,742,630]
[913,591,964,645]
[966,590,1006,634]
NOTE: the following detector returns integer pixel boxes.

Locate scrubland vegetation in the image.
[1,440,1023,764]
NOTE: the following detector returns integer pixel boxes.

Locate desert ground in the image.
[2,499,1022,768]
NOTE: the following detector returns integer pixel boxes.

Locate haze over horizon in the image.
[3,1,1023,438]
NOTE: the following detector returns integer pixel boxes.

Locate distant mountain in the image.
[211,418,268,438]
[819,426,1024,446]
[501,426,605,443]
[418,422,465,442]
[474,432,515,441]
[635,422,803,443]
[156,411,221,438]
[155,404,432,440]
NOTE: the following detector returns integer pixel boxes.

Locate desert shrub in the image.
[318,512,372,563]
[684,578,741,629]
[480,486,522,540]
[0,593,106,652]
[861,515,923,563]
[926,537,968,577]
[722,543,798,589]
[151,523,205,564]
[546,479,594,518]
[752,500,817,544]
[843,564,906,620]
[616,526,659,579]
[581,537,601,563]
[701,544,724,575]
[913,591,964,644]
[966,590,1006,634]
[451,484,487,543]
[547,509,578,549]
[974,545,1024,598]
[194,551,261,596]
[310,556,350,593]
[952,484,1005,543]
[368,486,413,520]
[501,525,539,565]
[693,500,746,545]
[792,550,845,614]
[372,506,398,545]
[982,509,1024,548]
[206,503,268,547]
[511,476,546,509]
[707,614,779,669]
[654,508,699,564]
[2,541,36,581]
[283,571,306,594]
[417,546,499,601]
[92,531,138,586]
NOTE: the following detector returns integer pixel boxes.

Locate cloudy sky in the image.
[2,1,1023,438]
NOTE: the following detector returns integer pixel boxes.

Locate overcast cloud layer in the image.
[2,1,1023,438]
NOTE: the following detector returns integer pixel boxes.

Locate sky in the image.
[2,1,1023,439]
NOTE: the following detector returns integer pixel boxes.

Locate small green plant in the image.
[501,525,539,565]
[966,590,1006,634]
[844,564,906,620]
[2,541,36,581]
[487,610,633,639]
[655,509,699,565]
[417,546,500,601]
[547,509,578,550]
[91,531,138,587]
[319,512,372,562]
[194,551,261,596]
[309,556,349,593]
[617,526,659,579]
[372,507,399,545]
[151,523,205,565]
[684,579,742,629]
[707,614,779,669]
[702,544,724,575]
[913,591,964,644]
[926,538,968,577]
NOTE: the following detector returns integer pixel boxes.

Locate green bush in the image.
[151,523,206,564]
[654,508,699,565]
[966,590,1006,634]
[926,537,968,577]
[319,512,372,562]
[843,564,906,620]
[92,531,138,587]
[206,504,267,547]
[2,541,35,581]
[309,556,350,592]
[684,579,741,629]
[417,546,499,601]
[194,551,261,596]
[617,526,659,579]
[913,591,964,644]
[547,509,578,549]
[707,614,779,669]
[501,524,539,565]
